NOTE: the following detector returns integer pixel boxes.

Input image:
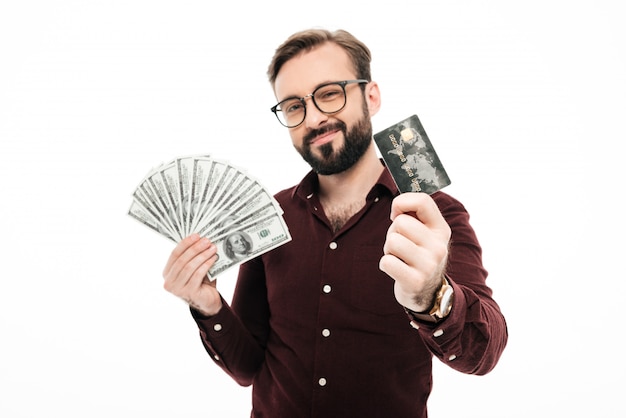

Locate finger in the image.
[379,251,432,292]
[163,236,213,285]
[163,233,202,277]
[380,252,415,282]
[172,242,217,287]
[383,227,435,270]
[390,193,448,234]
[386,213,430,249]
[168,236,214,278]
[164,245,217,295]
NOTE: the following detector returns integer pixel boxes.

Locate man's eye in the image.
[283,101,303,114]
[316,88,342,102]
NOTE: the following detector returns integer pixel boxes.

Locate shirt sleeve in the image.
[410,192,508,375]
[190,256,270,386]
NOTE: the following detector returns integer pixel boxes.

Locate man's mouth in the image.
[310,130,338,146]
[304,123,344,147]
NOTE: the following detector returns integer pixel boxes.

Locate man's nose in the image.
[303,97,328,129]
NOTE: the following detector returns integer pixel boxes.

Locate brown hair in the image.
[267,29,372,87]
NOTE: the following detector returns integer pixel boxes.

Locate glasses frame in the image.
[270,79,368,128]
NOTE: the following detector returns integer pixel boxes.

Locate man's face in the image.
[273,43,374,175]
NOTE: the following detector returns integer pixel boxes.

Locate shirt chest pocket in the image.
[349,245,402,316]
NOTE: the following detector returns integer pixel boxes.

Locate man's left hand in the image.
[380,193,451,312]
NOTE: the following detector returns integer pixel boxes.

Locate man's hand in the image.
[163,234,223,316]
[380,193,451,312]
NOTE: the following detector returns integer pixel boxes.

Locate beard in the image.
[296,108,373,176]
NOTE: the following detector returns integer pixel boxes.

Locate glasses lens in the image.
[272,82,356,128]
[313,83,346,114]
[275,98,305,127]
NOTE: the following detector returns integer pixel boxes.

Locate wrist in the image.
[190,304,223,320]
[187,297,223,318]
[400,274,444,312]
[405,276,454,323]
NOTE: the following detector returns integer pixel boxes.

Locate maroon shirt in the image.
[192,164,508,417]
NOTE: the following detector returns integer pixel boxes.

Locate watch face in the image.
[439,286,454,316]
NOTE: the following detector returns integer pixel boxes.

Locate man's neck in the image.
[317,144,383,211]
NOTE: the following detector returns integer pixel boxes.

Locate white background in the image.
[1,1,624,417]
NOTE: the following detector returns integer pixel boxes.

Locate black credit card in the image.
[374,114,451,194]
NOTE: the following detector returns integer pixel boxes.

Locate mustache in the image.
[303,121,346,144]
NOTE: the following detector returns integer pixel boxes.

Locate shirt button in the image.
[374,197,380,202]
[323,284,332,293]
[322,328,331,337]
[318,378,327,387]
[448,354,457,361]
[433,329,444,337]
[329,242,338,250]
[213,324,223,332]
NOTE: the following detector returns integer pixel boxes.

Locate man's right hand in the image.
[163,234,223,316]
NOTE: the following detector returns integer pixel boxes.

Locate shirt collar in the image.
[291,159,399,201]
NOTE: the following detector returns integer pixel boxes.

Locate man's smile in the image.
[304,122,345,147]
[309,129,339,147]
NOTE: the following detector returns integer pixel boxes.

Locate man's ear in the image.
[365,81,381,117]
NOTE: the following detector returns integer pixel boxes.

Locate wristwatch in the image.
[405,276,454,323]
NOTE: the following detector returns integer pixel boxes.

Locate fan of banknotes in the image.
[128,154,291,277]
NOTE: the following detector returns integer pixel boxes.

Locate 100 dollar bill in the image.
[208,212,291,276]
[128,154,292,278]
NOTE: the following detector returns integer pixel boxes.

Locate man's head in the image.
[268,29,381,175]
[267,29,372,88]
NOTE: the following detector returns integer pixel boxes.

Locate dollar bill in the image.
[192,159,228,233]
[160,160,184,236]
[188,156,214,234]
[133,180,181,241]
[176,156,195,236]
[128,199,177,242]
[128,154,292,277]
[146,162,184,239]
[208,212,291,276]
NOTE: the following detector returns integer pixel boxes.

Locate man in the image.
[163,28,507,417]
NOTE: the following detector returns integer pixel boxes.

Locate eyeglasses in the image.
[270,79,368,128]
